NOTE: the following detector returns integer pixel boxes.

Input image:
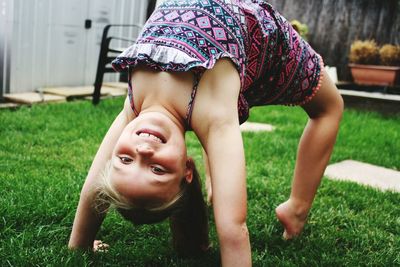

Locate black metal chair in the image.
[92,24,142,105]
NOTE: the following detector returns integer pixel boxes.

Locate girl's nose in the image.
[136,143,154,156]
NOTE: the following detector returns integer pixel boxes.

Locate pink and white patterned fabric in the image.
[112,0,324,125]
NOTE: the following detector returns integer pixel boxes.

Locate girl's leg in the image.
[275,70,344,239]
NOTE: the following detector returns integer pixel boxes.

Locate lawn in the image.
[0,97,399,266]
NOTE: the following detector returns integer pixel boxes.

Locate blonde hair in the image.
[93,160,188,220]
[94,159,210,255]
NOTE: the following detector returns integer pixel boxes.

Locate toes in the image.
[282,230,293,240]
[282,230,289,240]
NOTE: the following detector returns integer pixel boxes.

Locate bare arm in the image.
[192,59,251,266]
[205,122,250,267]
[68,97,135,249]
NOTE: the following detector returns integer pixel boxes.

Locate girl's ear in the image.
[184,158,194,184]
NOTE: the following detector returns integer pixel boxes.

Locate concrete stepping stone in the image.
[84,87,127,101]
[3,85,125,106]
[339,89,400,102]
[103,82,128,90]
[100,86,127,97]
[42,85,126,99]
[41,86,100,98]
[3,92,66,104]
[240,122,275,132]
[325,160,400,192]
[0,102,21,109]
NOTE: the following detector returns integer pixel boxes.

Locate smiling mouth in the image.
[137,129,166,143]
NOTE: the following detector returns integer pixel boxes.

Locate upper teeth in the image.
[139,132,163,143]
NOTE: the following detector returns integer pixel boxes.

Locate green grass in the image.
[1,97,399,266]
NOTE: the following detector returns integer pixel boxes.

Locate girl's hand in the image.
[93,240,109,252]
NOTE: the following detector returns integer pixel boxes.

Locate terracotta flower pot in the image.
[349,64,400,86]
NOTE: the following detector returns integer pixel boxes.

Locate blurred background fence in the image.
[267,0,400,81]
[1,0,399,98]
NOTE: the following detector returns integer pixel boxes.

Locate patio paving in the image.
[41,85,126,98]
[103,82,128,90]
[99,86,127,97]
[2,85,128,108]
[41,86,103,98]
[0,102,21,109]
[324,160,400,192]
[240,122,275,132]
[3,92,66,104]
[338,89,400,102]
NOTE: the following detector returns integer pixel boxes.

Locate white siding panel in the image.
[46,0,88,87]
[47,25,87,86]
[84,0,148,84]
[84,0,116,84]
[10,0,35,92]
[50,0,88,27]
[0,0,13,95]
[7,0,149,94]
[31,0,51,90]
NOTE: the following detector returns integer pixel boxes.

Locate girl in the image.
[69,0,343,266]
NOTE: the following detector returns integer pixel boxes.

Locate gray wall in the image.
[267,0,400,80]
[1,0,149,95]
[0,0,13,96]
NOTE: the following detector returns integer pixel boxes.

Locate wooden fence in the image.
[267,0,400,81]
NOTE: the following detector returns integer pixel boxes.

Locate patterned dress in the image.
[112,0,324,125]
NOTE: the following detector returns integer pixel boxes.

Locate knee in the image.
[307,89,344,123]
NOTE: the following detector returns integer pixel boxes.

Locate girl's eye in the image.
[119,156,133,164]
[151,166,166,175]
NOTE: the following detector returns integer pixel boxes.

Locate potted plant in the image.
[349,40,400,86]
[291,20,309,40]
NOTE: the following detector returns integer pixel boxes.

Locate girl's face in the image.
[110,112,190,208]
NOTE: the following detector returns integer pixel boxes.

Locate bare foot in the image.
[275,200,308,240]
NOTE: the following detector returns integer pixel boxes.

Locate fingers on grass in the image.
[93,240,109,253]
